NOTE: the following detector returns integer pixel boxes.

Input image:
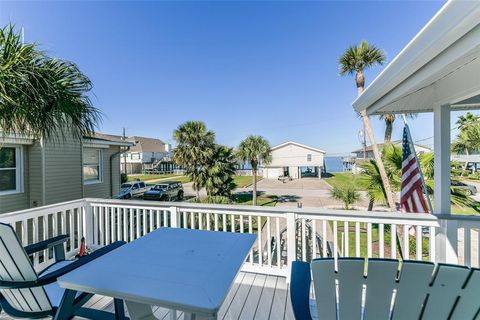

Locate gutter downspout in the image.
[110,146,130,197]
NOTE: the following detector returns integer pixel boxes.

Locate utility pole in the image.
[122,128,127,174]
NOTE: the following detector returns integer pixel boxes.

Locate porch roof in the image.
[352,0,480,115]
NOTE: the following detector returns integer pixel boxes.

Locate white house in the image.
[120,136,171,174]
[263,141,326,179]
[352,140,432,160]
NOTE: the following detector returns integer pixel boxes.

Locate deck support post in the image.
[433,104,458,263]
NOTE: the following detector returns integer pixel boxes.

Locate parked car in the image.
[143,181,184,201]
[451,181,478,195]
[113,181,149,199]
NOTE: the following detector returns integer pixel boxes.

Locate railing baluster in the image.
[333,221,338,261]
[367,223,372,258]
[249,215,253,264]
[111,207,116,242]
[231,214,235,232]
[149,209,154,232]
[105,207,111,245]
[136,209,141,239]
[199,213,203,230]
[464,227,471,267]
[214,213,219,231]
[301,219,306,261]
[129,208,134,242]
[240,215,244,233]
[223,214,227,231]
[206,213,211,231]
[322,220,327,258]
[163,210,168,227]
[267,216,272,267]
[123,208,128,241]
[355,222,360,257]
[190,212,195,229]
[258,215,263,266]
[391,224,397,259]
[143,208,147,236]
[276,217,281,267]
[379,224,384,258]
[344,221,349,257]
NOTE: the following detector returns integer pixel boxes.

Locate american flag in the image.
[400,126,430,213]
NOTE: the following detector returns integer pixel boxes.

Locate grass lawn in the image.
[324,172,364,190]
[234,193,278,206]
[127,173,180,182]
[452,205,480,215]
[233,175,262,188]
[335,222,429,260]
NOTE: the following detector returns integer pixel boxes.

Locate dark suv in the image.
[143,181,184,201]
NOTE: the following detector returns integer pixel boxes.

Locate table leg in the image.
[125,301,157,320]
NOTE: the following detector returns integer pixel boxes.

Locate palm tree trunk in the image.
[252,168,257,206]
[368,197,374,211]
[357,84,395,211]
[463,149,470,175]
[385,119,393,143]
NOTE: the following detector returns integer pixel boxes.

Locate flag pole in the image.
[401,114,434,213]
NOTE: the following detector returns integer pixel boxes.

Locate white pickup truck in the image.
[113,181,149,199]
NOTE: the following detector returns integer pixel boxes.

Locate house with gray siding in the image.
[0,132,132,214]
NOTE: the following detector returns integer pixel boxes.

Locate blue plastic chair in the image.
[289,261,313,320]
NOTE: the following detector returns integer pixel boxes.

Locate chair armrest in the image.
[24,234,70,255]
[0,241,125,289]
[37,241,126,285]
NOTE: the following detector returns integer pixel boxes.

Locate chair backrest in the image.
[0,223,53,314]
[289,261,313,320]
[311,257,480,320]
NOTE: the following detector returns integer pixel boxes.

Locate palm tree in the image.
[204,145,237,197]
[0,24,101,140]
[237,135,272,206]
[173,121,215,198]
[358,160,387,211]
[380,114,417,143]
[339,40,396,210]
[330,186,361,210]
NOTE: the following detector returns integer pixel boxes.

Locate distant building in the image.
[120,136,174,174]
[345,141,432,173]
[263,141,326,179]
[351,140,432,160]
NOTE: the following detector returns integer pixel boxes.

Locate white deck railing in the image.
[1,198,479,276]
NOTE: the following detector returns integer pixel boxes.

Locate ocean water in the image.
[324,156,344,173]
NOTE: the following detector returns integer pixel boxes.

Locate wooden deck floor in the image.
[0,272,295,320]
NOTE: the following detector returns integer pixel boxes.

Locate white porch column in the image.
[433,104,458,263]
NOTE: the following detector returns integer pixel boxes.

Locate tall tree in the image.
[0,24,101,140]
[173,121,215,198]
[339,40,396,210]
[204,145,237,197]
[453,112,480,172]
[237,135,272,206]
[380,114,417,143]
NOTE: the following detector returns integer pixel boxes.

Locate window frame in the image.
[0,145,24,196]
[307,154,312,162]
[83,148,103,185]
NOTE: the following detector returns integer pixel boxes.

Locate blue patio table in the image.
[57,228,256,320]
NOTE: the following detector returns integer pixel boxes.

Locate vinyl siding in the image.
[28,142,44,208]
[44,136,83,205]
[84,146,121,198]
[0,145,29,214]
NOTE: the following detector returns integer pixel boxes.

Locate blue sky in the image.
[1,0,457,155]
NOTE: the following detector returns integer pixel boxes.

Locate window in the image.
[83,149,102,184]
[307,154,312,161]
[131,153,140,160]
[0,146,22,194]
